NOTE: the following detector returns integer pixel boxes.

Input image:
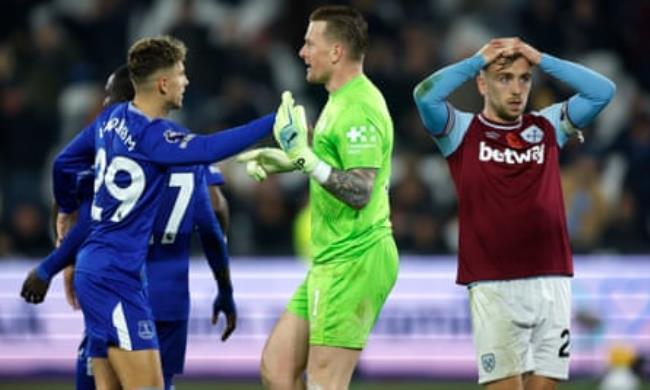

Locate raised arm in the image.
[413,39,511,135]
[512,38,616,128]
[539,55,616,128]
[413,55,485,135]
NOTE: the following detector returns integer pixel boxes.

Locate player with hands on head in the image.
[413,37,615,389]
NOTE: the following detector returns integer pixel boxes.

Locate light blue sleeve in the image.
[538,103,572,148]
[433,109,475,157]
[413,54,485,136]
[539,54,616,129]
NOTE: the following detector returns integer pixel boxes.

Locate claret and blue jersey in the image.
[413,52,615,284]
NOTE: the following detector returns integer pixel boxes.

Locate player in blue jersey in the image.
[47,35,292,389]
[21,64,237,390]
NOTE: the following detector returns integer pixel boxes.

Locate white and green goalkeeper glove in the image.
[273,91,331,182]
[236,148,295,182]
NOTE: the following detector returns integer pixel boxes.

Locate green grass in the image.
[1,379,650,390]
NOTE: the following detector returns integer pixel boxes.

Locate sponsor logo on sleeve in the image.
[164,129,196,149]
[346,125,378,145]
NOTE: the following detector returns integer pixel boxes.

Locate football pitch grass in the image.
[2,379,650,389]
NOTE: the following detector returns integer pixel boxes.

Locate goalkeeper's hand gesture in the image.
[236,148,295,181]
[272,91,318,173]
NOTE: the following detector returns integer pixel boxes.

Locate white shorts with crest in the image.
[468,276,571,384]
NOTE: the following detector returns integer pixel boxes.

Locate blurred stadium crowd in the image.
[0,0,648,258]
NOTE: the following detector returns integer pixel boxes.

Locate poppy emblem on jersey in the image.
[521,125,544,144]
[481,353,496,373]
[505,132,526,149]
[138,320,156,340]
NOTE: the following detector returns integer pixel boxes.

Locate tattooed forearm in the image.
[321,168,377,209]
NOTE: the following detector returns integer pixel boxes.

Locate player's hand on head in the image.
[478,40,507,67]
[212,291,237,341]
[63,265,80,310]
[513,39,542,65]
[20,268,50,304]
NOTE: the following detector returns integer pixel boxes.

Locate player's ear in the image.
[476,72,487,97]
[330,42,343,64]
[157,76,168,95]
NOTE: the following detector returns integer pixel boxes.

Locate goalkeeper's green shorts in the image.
[286,235,399,349]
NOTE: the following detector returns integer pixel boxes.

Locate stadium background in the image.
[0,0,649,388]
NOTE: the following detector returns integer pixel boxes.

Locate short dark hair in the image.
[127,35,187,85]
[309,6,368,61]
[105,64,135,106]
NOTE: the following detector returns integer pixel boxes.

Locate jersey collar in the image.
[477,113,522,131]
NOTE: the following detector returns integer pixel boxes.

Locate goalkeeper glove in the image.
[236,148,295,181]
[273,91,331,182]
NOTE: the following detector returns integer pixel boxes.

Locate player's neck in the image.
[481,106,521,124]
[325,62,363,93]
[132,95,169,119]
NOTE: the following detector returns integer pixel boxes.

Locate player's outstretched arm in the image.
[141,114,276,166]
[536,50,616,128]
[195,175,237,341]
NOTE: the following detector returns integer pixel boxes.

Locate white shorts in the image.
[468,276,571,384]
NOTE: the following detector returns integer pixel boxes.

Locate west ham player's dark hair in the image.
[127,35,187,85]
[104,64,135,106]
[309,5,368,61]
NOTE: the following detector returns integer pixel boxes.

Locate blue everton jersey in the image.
[53,102,272,288]
[146,165,226,320]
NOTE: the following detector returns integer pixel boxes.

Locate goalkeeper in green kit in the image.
[237,5,398,390]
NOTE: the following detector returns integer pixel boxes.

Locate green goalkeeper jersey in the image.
[310,74,394,264]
